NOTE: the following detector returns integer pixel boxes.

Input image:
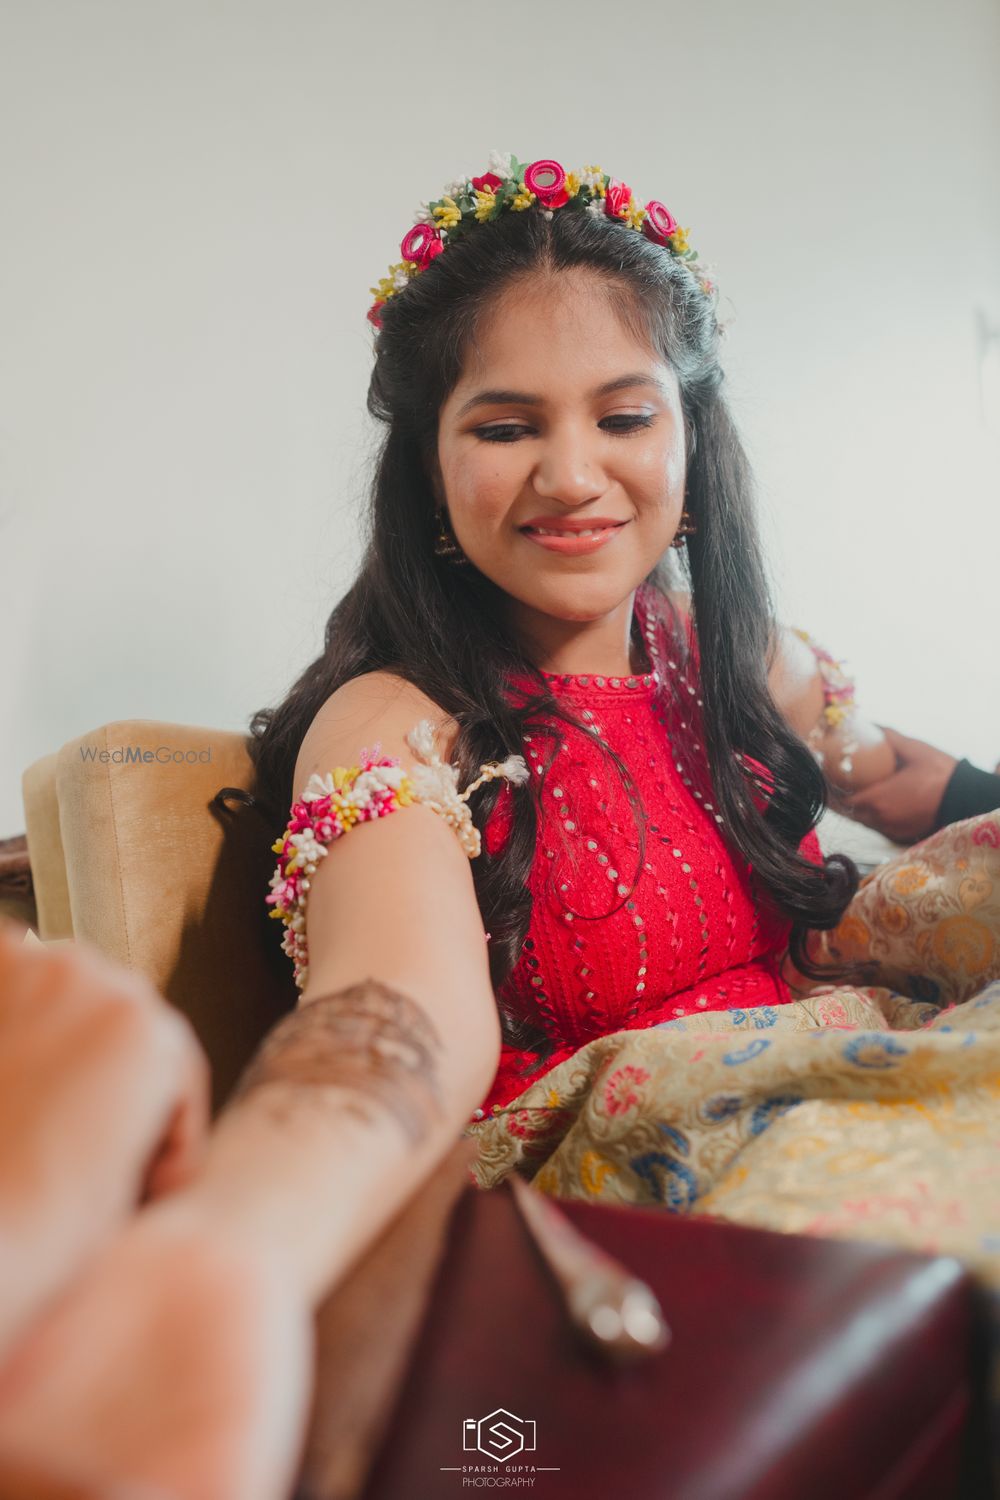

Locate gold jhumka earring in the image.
[433,507,471,565]
[670,508,697,549]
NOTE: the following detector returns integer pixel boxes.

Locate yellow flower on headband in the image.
[474,187,497,223]
[433,196,462,232]
[626,199,646,232]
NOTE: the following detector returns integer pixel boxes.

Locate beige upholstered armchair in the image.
[21,720,295,1108]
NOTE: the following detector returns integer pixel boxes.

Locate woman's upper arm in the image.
[767,626,826,737]
[289,672,502,1108]
[767,627,896,791]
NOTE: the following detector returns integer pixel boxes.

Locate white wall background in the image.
[2,0,998,834]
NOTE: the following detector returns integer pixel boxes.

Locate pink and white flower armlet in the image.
[266,718,530,989]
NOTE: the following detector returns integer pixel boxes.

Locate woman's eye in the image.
[474,414,655,443]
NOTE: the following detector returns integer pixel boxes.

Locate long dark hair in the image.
[241,202,860,1059]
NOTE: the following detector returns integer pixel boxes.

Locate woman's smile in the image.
[519,519,631,554]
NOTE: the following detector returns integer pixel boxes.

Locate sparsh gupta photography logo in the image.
[78,744,213,767]
[438,1405,560,1486]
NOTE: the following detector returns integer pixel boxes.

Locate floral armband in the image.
[791,627,860,778]
[266,718,529,988]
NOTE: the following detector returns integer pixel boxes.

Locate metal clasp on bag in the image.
[507,1173,671,1363]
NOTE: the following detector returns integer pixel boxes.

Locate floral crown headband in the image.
[367,149,722,332]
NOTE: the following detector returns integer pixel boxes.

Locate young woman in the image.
[243,152,899,1230]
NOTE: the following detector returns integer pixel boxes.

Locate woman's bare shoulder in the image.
[294,671,460,795]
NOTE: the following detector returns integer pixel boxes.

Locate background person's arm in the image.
[934,755,1000,826]
[843,729,1000,841]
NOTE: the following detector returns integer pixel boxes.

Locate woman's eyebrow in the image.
[454,372,666,420]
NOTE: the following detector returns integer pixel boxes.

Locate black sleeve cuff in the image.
[934,758,1000,831]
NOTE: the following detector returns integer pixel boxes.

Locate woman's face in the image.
[434,268,687,669]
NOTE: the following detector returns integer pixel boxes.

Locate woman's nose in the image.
[531,433,605,504]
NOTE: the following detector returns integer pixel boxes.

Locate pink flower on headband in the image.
[642,200,679,245]
[524,159,570,209]
[604,179,633,220]
[400,223,445,269]
[367,303,384,329]
[471,171,504,193]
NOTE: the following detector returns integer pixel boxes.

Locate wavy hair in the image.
[240,203,861,1063]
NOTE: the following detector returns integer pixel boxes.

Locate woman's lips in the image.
[519,521,629,555]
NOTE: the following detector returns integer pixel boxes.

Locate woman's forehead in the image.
[477,269,645,345]
[436,270,681,427]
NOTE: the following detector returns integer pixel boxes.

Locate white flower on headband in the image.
[412,200,435,225]
[487,149,515,180]
[442,176,471,199]
[579,165,605,191]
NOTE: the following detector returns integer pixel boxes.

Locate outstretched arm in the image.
[185,669,504,1302]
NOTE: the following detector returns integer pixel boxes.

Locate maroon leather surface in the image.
[359,1185,992,1500]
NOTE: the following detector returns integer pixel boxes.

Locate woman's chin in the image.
[505,581,636,623]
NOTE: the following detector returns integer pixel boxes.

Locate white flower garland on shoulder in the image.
[266,719,530,988]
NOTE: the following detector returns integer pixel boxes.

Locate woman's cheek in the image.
[456,461,517,531]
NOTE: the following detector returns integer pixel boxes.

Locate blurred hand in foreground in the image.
[0,1200,311,1500]
[0,919,210,1356]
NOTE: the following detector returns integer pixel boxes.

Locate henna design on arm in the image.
[232,978,448,1147]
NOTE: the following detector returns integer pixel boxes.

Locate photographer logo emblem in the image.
[440,1404,559,1481]
[463,1408,536,1463]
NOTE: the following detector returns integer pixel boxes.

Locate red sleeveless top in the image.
[471,585,822,1122]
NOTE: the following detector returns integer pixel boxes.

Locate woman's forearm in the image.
[172,977,483,1308]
